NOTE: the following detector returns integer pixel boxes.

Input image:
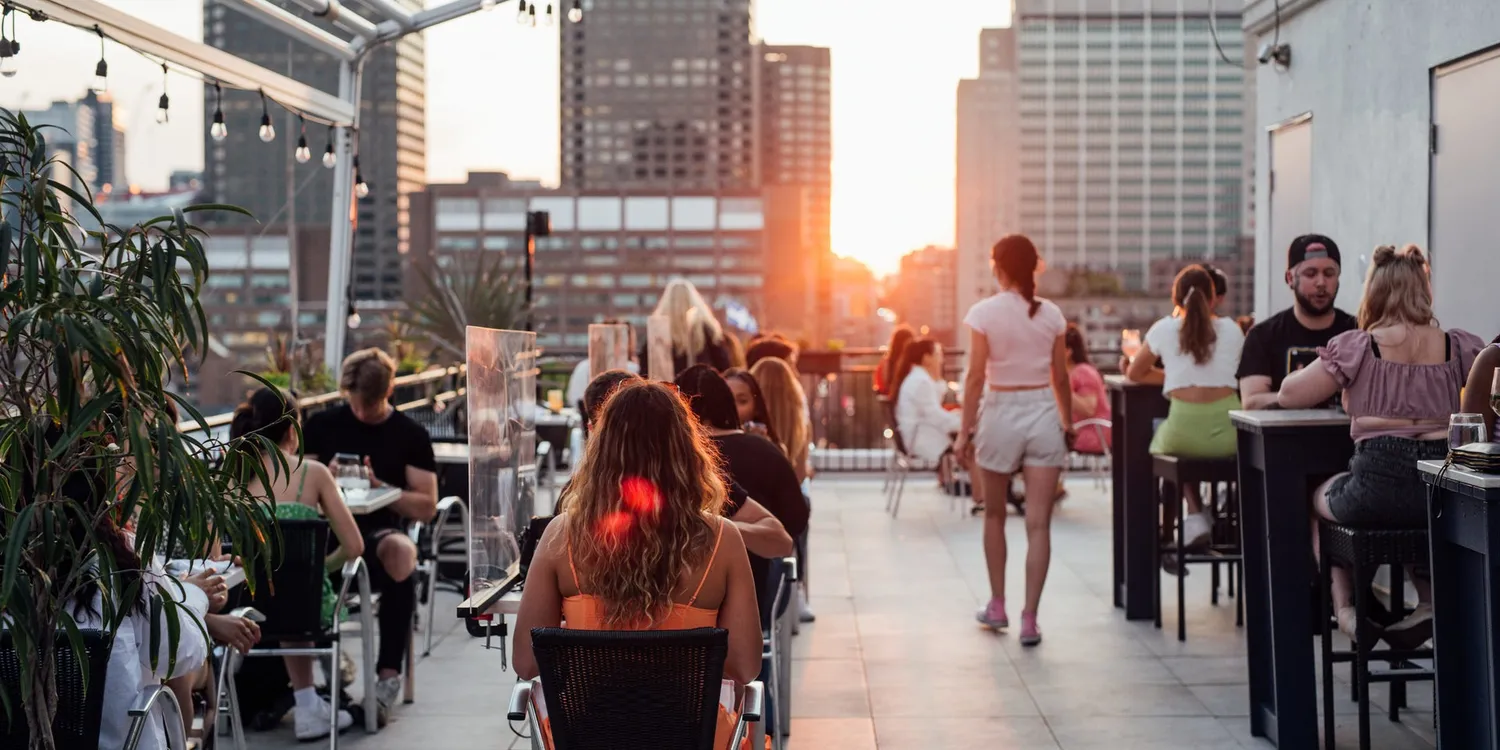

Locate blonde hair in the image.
[559,380,727,628]
[749,357,810,474]
[1358,244,1435,331]
[340,348,397,407]
[652,279,724,358]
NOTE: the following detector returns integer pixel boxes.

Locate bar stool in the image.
[1318,523,1434,750]
[1152,455,1244,642]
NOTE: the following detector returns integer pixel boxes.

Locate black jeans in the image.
[364,526,416,674]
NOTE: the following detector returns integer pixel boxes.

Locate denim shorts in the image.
[1325,436,1448,528]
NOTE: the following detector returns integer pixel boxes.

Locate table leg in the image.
[1112,389,1127,610]
[1238,431,1274,738]
[1260,439,1320,750]
[1430,487,1500,749]
[1122,415,1158,622]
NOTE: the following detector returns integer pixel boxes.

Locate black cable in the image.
[1273,0,1281,47]
[1208,4,1242,68]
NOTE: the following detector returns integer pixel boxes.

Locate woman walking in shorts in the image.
[955,235,1074,646]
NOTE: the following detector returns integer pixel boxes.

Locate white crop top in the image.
[1143,315,1245,394]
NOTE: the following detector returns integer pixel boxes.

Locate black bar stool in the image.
[1152,455,1244,642]
[1318,523,1434,750]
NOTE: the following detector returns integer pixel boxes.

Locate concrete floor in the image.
[238,476,1437,750]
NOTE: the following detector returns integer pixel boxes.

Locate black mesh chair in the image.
[232,518,378,747]
[508,628,764,750]
[0,629,111,750]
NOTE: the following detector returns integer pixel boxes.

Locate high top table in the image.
[1421,459,1500,749]
[1106,375,1169,620]
[1232,408,1352,749]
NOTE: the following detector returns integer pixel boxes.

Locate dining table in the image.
[1421,458,1500,749]
[1231,408,1353,750]
[1106,375,1169,620]
[343,486,403,516]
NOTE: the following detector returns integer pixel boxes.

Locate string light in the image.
[528,3,537,26]
[515,0,528,24]
[544,3,554,25]
[209,81,228,142]
[0,6,18,79]
[258,90,276,142]
[353,156,370,199]
[346,289,361,329]
[90,25,107,93]
[294,115,311,163]
[322,126,337,168]
[155,63,169,123]
[568,0,583,23]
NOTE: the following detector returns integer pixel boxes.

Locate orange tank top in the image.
[561,518,725,630]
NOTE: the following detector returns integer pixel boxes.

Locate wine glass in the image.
[332,453,370,500]
[1121,329,1142,362]
[1449,413,1487,451]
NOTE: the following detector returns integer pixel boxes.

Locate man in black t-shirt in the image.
[1237,234,1359,409]
[302,349,437,723]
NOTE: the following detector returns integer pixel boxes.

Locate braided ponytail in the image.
[992,234,1042,318]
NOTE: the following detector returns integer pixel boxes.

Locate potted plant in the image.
[0,110,277,749]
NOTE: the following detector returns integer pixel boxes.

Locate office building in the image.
[956,28,1021,318]
[410,172,767,354]
[84,91,126,192]
[1014,0,1247,291]
[21,100,97,200]
[890,246,959,345]
[203,0,426,302]
[558,0,758,192]
[759,44,833,344]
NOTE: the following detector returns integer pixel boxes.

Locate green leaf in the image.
[0,504,36,609]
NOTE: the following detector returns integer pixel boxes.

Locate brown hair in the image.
[340,348,396,407]
[1358,244,1434,331]
[878,325,916,396]
[749,357,810,473]
[891,337,939,397]
[1173,265,1218,365]
[560,380,727,628]
[1064,323,1089,365]
[992,234,1042,318]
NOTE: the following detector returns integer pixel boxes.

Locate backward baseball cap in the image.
[1287,234,1341,270]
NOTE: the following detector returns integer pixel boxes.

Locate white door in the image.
[1432,48,1500,340]
[1262,116,1312,319]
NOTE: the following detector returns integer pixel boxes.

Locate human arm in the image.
[139,567,213,680]
[1462,345,1500,437]
[311,461,365,571]
[1050,335,1075,445]
[513,514,568,681]
[729,498,794,558]
[1125,342,1166,386]
[1279,361,1340,408]
[1071,384,1098,418]
[205,613,261,654]
[1236,324,1280,409]
[910,375,962,438]
[955,326,988,461]
[1239,376,1279,410]
[713,522,766,685]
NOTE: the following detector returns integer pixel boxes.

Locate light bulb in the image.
[355,177,370,199]
[259,115,276,143]
[0,41,16,78]
[295,135,311,163]
[544,3,554,25]
[529,4,537,26]
[210,111,228,142]
[567,1,583,22]
[155,94,169,124]
[322,145,337,168]
[91,59,108,93]
[516,0,528,24]
[346,311,361,329]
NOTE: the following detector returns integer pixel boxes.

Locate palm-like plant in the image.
[0,110,278,749]
[408,252,530,359]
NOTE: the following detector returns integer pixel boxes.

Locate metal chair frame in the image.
[413,495,471,658]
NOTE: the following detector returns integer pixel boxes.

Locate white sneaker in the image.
[1181,513,1212,550]
[374,676,402,727]
[293,696,353,741]
[797,589,816,624]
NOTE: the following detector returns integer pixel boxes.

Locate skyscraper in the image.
[558,0,758,192]
[955,28,1020,318]
[759,44,832,344]
[1013,0,1246,290]
[21,100,96,199]
[202,0,426,303]
[84,91,126,192]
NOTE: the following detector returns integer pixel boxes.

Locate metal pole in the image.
[524,217,534,332]
[323,56,364,373]
[286,106,300,391]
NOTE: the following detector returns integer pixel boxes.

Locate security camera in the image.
[1258,42,1291,68]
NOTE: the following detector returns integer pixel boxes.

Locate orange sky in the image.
[7,0,1011,273]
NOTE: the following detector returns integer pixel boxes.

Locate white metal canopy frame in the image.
[17,0,561,370]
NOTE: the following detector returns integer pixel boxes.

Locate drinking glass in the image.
[1121,329,1142,361]
[332,453,370,499]
[1449,413,1487,451]
[547,388,565,413]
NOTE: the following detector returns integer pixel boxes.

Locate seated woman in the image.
[1282,245,1481,644]
[874,325,916,397]
[892,337,963,483]
[1461,335,1500,439]
[724,368,777,441]
[230,387,365,740]
[741,357,816,623]
[1127,265,1244,553]
[512,380,764,749]
[1064,324,1111,455]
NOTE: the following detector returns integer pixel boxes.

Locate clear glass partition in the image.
[464,326,538,602]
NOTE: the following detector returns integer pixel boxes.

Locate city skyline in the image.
[3,0,1010,274]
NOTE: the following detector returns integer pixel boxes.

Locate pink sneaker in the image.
[975,598,1009,630]
[1019,611,1042,646]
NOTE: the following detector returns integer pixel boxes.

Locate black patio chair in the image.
[508,627,763,750]
[0,629,111,750]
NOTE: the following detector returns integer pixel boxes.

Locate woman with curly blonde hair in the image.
[513,380,763,748]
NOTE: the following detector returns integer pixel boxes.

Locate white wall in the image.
[1246,0,1500,339]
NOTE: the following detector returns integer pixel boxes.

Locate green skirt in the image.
[1149,394,1241,458]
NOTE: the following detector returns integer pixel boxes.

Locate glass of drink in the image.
[1121,329,1142,361]
[332,453,370,501]
[1449,413,1487,451]
[547,388,565,413]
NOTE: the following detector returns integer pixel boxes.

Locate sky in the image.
[1,0,1012,274]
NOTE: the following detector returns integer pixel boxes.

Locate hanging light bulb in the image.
[257,91,275,142]
[567,0,583,23]
[528,3,537,26]
[544,3,554,25]
[322,126,337,168]
[515,0,528,24]
[346,304,361,329]
[0,7,16,79]
[89,26,108,92]
[210,82,227,142]
[154,64,169,123]
[354,156,370,199]
[294,116,311,163]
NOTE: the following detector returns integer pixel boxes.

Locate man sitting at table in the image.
[1237,234,1359,410]
[303,348,438,724]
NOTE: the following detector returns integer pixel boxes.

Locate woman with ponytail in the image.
[955,234,1073,646]
[1126,264,1245,552]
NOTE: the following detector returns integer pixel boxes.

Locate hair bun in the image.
[1371,245,1398,266]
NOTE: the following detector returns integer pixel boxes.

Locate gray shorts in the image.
[973,388,1068,474]
[1325,436,1448,528]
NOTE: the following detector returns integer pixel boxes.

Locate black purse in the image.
[517,515,555,580]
